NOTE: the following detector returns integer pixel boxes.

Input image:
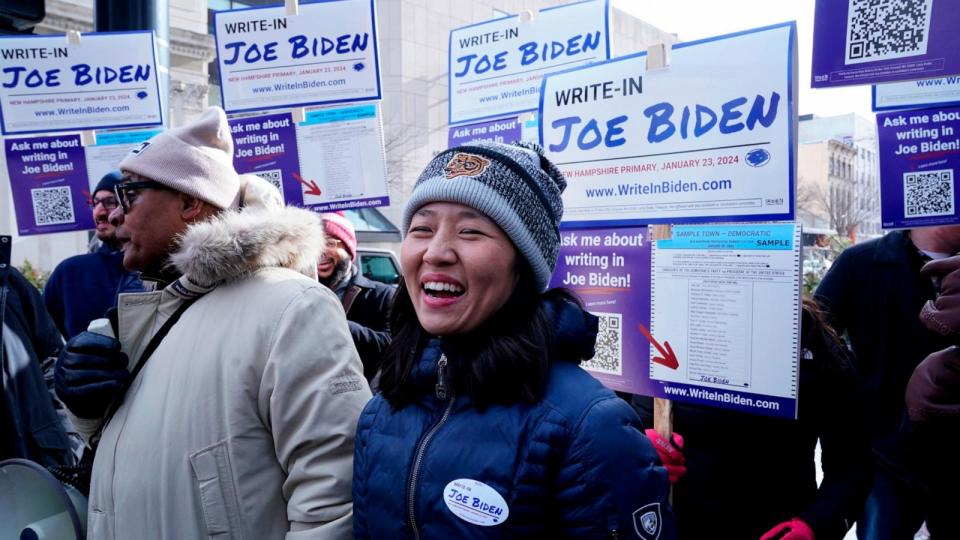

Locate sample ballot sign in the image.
[647,223,802,419]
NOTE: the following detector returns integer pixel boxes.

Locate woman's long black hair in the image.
[378,261,581,410]
[802,296,854,373]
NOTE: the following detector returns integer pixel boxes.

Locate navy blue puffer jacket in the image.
[353,298,675,539]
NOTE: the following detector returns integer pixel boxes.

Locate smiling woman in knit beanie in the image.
[352,141,676,539]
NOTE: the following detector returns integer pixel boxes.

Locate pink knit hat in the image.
[322,212,357,261]
[119,107,241,210]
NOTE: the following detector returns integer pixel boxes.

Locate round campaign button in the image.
[442,478,509,527]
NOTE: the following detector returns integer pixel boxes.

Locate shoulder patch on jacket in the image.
[330,374,365,395]
[632,502,661,540]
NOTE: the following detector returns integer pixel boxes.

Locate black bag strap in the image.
[91,296,200,446]
[127,296,198,382]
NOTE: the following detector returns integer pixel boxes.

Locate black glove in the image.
[54,332,130,419]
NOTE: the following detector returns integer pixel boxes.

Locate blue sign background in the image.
[812,0,960,88]
[878,106,960,229]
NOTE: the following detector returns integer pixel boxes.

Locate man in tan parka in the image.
[54,107,371,539]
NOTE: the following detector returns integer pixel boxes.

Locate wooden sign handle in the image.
[649,224,675,500]
[653,397,673,440]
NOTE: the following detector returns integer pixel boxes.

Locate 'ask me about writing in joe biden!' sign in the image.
[0,31,162,135]
[539,22,797,227]
[550,226,655,396]
[448,117,521,147]
[448,0,610,125]
[5,134,93,235]
[877,106,960,229]
[213,0,381,113]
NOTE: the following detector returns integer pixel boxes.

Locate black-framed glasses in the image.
[89,195,119,211]
[113,180,169,213]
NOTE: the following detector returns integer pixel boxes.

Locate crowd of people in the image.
[1,106,957,539]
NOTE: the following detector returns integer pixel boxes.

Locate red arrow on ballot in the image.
[292,172,322,196]
[638,323,679,370]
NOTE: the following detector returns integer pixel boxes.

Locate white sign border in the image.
[0,30,163,136]
[537,21,798,228]
[872,76,960,112]
[447,0,611,126]
[212,0,383,115]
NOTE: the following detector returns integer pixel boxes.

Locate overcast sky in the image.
[610,0,875,121]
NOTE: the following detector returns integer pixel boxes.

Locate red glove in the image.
[760,518,815,540]
[644,428,686,484]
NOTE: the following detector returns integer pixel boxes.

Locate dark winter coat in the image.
[1,265,73,468]
[42,244,144,339]
[353,298,675,540]
[343,272,394,380]
[902,346,960,511]
[633,308,869,540]
[814,230,953,475]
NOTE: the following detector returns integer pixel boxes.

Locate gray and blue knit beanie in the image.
[401,141,566,291]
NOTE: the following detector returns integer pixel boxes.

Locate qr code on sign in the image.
[905,169,954,218]
[845,0,932,65]
[31,186,75,226]
[255,169,285,203]
[581,312,622,375]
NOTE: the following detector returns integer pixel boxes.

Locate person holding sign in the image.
[634,299,869,540]
[816,226,960,538]
[53,108,370,539]
[893,255,960,539]
[352,142,675,539]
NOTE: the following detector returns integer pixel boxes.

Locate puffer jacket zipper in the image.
[408,354,453,540]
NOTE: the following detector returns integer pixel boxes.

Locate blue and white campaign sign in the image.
[448,0,609,125]
[539,22,797,227]
[0,31,162,135]
[213,0,381,113]
[874,75,960,112]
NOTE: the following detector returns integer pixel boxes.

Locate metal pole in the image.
[94,0,169,126]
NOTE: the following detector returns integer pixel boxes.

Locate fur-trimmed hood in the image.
[170,206,324,286]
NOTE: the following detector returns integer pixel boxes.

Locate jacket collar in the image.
[96,242,120,255]
[352,273,385,291]
[873,230,919,264]
[168,206,324,287]
[543,296,599,363]
[407,296,599,395]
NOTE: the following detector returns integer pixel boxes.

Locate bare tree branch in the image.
[798,180,874,238]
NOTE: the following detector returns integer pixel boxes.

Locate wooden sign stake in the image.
[646,43,675,498]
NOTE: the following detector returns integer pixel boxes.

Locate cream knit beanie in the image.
[119,107,241,210]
